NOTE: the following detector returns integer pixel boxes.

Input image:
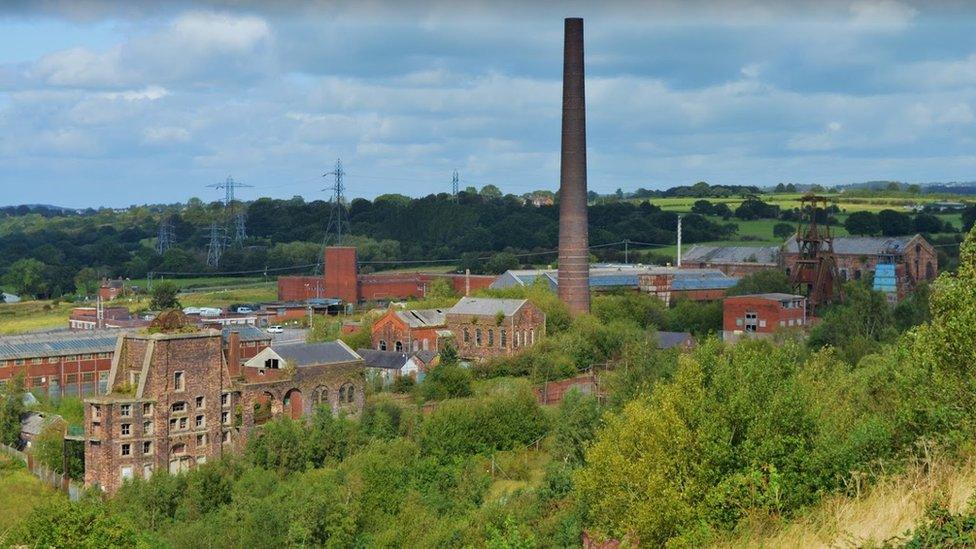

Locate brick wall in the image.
[446,302,546,361]
[722,295,807,343]
[324,247,359,304]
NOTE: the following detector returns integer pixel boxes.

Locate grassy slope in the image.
[713,454,976,548]
[0,455,57,537]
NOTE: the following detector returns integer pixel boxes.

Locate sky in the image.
[1,0,976,208]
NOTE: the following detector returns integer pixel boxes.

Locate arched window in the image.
[926,261,935,280]
[422,338,429,351]
[475,329,482,347]
[313,386,328,406]
[487,329,494,347]
[854,269,862,280]
[338,385,346,402]
[379,340,387,351]
[500,329,507,348]
[530,328,535,345]
[346,385,355,403]
[339,383,355,404]
[412,340,419,352]
[395,341,403,352]
[515,331,520,347]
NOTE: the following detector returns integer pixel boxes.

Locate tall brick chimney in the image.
[558,17,590,315]
[227,330,241,378]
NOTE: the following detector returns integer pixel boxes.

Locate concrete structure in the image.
[370,308,450,353]
[722,293,808,343]
[278,248,494,304]
[0,327,269,400]
[83,331,363,494]
[783,234,937,299]
[558,17,590,315]
[445,297,546,361]
[680,245,781,277]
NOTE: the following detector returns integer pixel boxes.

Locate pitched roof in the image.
[682,245,779,265]
[270,341,361,367]
[394,308,447,328]
[656,331,693,350]
[784,235,921,255]
[20,412,64,437]
[357,349,411,370]
[671,270,740,290]
[449,297,528,317]
[413,350,438,364]
[0,330,123,361]
[729,292,805,302]
[221,325,272,343]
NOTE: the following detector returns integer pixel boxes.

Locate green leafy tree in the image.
[13,497,149,547]
[913,213,943,234]
[32,423,84,479]
[485,252,520,275]
[878,209,914,236]
[73,267,101,296]
[773,222,795,239]
[421,344,472,401]
[550,389,602,465]
[844,211,880,236]
[808,283,897,364]
[480,185,503,200]
[3,258,48,297]
[0,373,26,446]
[149,280,181,310]
[727,269,792,297]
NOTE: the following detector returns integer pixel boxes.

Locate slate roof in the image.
[682,245,780,265]
[394,308,447,328]
[784,235,920,255]
[271,341,361,367]
[450,297,527,317]
[357,349,411,370]
[671,270,740,290]
[730,293,805,302]
[413,350,438,364]
[221,325,272,343]
[656,331,693,350]
[20,412,63,437]
[0,330,123,361]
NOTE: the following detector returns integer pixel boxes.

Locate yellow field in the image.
[713,452,976,548]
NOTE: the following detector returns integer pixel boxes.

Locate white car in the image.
[267,325,284,334]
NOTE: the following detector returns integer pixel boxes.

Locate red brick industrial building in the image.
[370,308,449,353]
[722,293,808,343]
[0,327,269,400]
[83,329,363,494]
[680,245,781,277]
[445,297,546,361]
[783,234,937,297]
[277,247,495,304]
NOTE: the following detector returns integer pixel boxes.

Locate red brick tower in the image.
[558,17,590,315]
[323,247,359,304]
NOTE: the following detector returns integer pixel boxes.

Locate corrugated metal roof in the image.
[784,235,918,255]
[0,330,123,361]
[450,297,527,317]
[728,293,805,301]
[221,325,271,343]
[671,276,739,290]
[394,308,446,328]
[682,245,780,264]
[656,331,693,349]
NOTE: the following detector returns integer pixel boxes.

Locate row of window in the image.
[119,432,223,459]
[461,327,535,348]
[1,352,111,367]
[377,338,431,352]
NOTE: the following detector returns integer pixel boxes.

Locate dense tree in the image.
[74,267,101,297]
[3,258,48,297]
[808,283,897,364]
[844,211,880,236]
[913,213,943,234]
[149,281,181,310]
[734,197,780,220]
[727,269,792,296]
[773,222,795,239]
[0,374,26,446]
[878,209,914,236]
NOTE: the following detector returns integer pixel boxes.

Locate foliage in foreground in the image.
[574,227,976,546]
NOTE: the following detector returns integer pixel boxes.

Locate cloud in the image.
[143,126,191,144]
[848,0,918,31]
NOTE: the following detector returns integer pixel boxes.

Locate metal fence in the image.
[0,443,82,501]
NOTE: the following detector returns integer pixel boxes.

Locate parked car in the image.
[267,325,284,334]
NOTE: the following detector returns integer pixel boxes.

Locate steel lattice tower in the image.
[452,169,459,201]
[206,222,228,268]
[156,218,176,255]
[207,176,253,246]
[322,158,350,247]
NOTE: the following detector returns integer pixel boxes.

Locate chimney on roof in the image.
[558,17,590,315]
